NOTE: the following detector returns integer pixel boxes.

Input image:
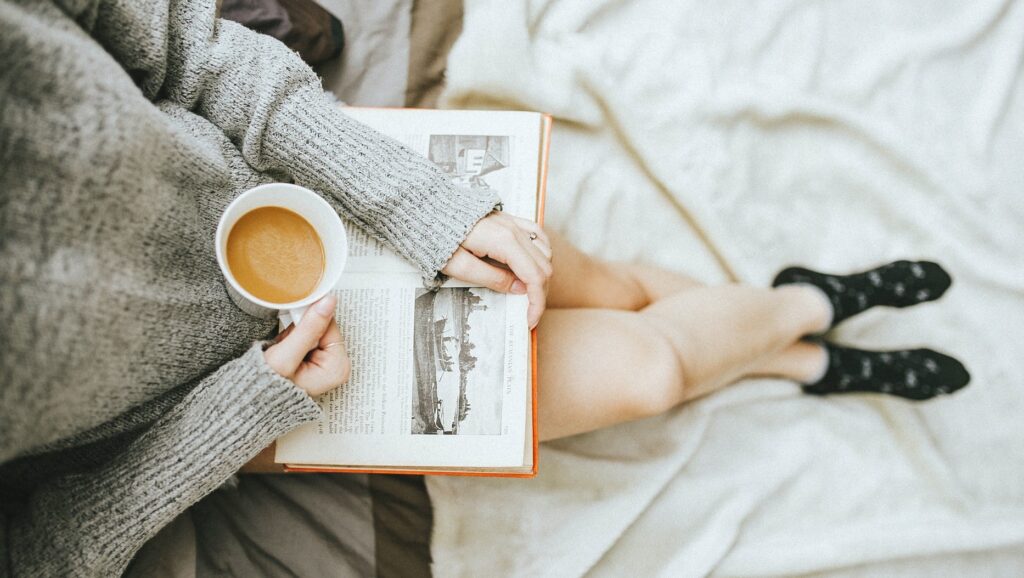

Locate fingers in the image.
[510,216,552,259]
[300,321,351,396]
[444,212,553,328]
[264,296,349,397]
[317,312,344,349]
[531,236,552,260]
[292,319,348,397]
[264,294,337,378]
[314,319,350,383]
[500,215,552,273]
[515,228,553,278]
[493,233,549,329]
[512,228,553,327]
[442,247,521,293]
[273,324,295,344]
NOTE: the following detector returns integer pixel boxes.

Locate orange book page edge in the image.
[280,111,552,479]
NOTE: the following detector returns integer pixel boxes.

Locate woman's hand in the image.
[442,212,553,328]
[264,295,351,396]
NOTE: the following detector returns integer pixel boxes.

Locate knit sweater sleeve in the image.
[65,0,498,279]
[3,344,321,577]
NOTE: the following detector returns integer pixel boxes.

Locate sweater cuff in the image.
[263,87,501,280]
[9,343,320,577]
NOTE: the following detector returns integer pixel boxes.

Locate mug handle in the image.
[284,306,309,327]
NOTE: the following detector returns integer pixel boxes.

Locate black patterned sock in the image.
[772,260,952,328]
[803,343,970,400]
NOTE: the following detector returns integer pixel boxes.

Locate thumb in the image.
[265,295,337,377]
[442,248,521,293]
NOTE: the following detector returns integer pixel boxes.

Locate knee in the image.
[621,330,686,419]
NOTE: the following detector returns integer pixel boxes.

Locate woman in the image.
[1,1,969,575]
[0,1,549,575]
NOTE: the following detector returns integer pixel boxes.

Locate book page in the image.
[276,109,541,468]
[275,273,530,468]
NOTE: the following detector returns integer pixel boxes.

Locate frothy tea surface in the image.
[226,206,324,304]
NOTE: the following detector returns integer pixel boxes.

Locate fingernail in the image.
[511,280,527,294]
[314,295,337,316]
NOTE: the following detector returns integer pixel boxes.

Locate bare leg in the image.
[546,233,824,375]
[620,263,704,302]
[546,232,702,311]
[640,285,828,399]
[750,341,828,384]
[545,233,647,310]
[537,285,830,440]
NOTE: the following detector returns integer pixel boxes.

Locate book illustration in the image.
[411,288,506,435]
[428,135,510,191]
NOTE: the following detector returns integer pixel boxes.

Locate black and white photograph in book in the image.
[411,288,506,435]
[428,135,510,191]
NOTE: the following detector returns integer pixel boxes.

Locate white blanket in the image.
[428,1,1024,576]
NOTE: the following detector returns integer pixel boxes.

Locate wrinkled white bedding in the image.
[427,1,1024,576]
[316,0,411,106]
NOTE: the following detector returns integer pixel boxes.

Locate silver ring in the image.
[529,232,538,240]
[323,342,345,350]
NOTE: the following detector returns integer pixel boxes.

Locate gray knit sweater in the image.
[0,0,498,575]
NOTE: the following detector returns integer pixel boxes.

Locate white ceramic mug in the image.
[215,183,347,326]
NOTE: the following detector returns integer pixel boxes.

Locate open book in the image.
[272,108,551,477]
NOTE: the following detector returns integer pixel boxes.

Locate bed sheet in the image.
[315,0,412,106]
[427,1,1024,576]
[315,0,463,108]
